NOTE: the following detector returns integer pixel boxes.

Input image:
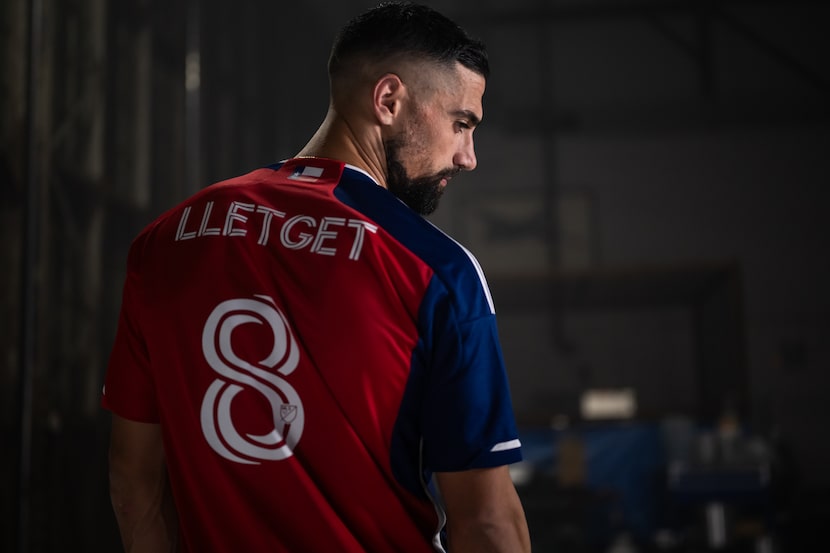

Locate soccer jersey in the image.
[102,157,522,552]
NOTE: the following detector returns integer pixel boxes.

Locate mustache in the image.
[437,167,461,181]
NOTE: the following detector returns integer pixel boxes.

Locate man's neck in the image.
[296,108,388,188]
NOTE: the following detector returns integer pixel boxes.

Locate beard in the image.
[384,138,457,216]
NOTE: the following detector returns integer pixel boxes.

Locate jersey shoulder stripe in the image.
[327,165,495,320]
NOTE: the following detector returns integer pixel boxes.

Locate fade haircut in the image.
[328,1,489,81]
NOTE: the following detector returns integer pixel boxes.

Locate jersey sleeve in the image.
[101,238,159,423]
[417,274,523,473]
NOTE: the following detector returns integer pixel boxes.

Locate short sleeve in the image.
[420,304,523,472]
[101,241,159,422]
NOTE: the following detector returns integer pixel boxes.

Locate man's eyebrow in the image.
[452,109,482,127]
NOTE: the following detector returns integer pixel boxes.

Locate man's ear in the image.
[373,73,406,126]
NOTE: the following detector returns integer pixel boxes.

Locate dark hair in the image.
[328,2,489,80]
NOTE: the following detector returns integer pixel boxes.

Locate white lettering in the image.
[199,201,221,236]
[256,206,286,245]
[281,215,316,250]
[311,217,346,256]
[200,296,304,464]
[348,220,378,260]
[223,202,255,237]
[175,206,196,241]
[175,200,377,261]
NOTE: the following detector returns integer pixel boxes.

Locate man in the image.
[103,2,530,552]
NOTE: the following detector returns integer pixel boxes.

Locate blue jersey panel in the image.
[332,167,522,495]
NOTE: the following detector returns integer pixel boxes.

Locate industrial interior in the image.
[2,0,828,551]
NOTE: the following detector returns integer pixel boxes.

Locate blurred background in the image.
[2,0,828,551]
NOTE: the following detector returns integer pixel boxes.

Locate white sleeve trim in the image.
[457,243,495,315]
[490,439,522,453]
[425,220,496,315]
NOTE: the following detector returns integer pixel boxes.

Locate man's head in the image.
[328,2,489,83]
[329,2,488,215]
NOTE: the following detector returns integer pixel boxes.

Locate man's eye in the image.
[456,121,470,131]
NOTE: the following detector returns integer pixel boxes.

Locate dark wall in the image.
[2,0,828,551]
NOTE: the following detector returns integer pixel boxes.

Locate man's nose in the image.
[453,135,477,171]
